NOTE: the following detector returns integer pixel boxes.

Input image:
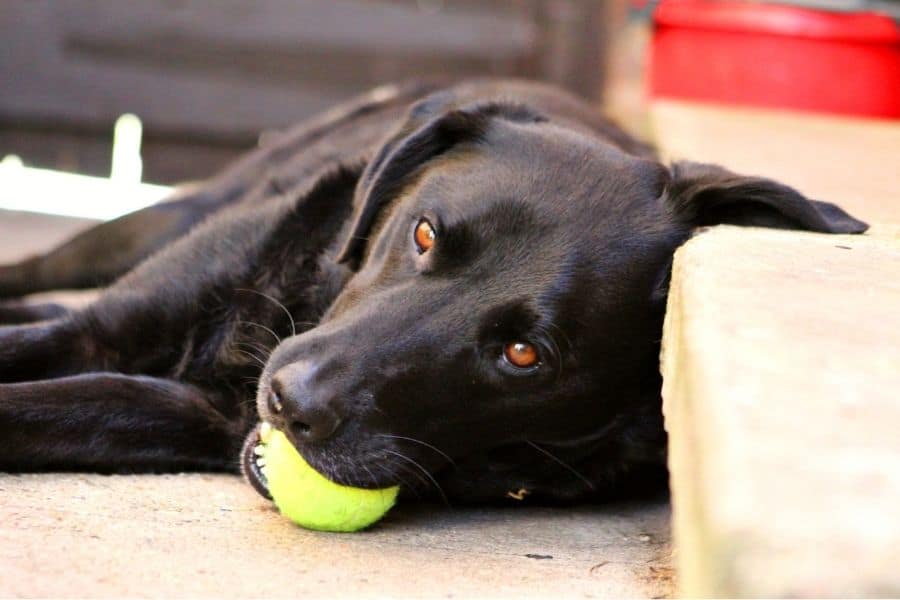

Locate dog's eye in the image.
[414,218,436,254]
[503,342,539,369]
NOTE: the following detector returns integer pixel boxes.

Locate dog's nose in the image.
[269,362,342,444]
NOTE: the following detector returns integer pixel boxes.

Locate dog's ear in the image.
[335,94,546,265]
[664,161,868,233]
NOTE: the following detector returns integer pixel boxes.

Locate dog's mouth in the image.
[240,420,453,500]
[240,424,272,501]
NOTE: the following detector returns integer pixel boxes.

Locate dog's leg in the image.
[0,374,250,472]
[0,190,228,298]
[0,301,69,325]
[0,319,104,383]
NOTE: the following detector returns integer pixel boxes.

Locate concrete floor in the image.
[0,210,673,598]
[0,474,672,598]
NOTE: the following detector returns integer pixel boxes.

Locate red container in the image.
[648,0,900,118]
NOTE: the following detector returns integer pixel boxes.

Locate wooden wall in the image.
[0,0,610,184]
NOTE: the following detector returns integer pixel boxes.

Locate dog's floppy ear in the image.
[664,161,868,233]
[335,94,546,265]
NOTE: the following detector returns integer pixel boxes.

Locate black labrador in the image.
[0,79,866,505]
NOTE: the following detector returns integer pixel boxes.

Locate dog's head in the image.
[252,94,866,503]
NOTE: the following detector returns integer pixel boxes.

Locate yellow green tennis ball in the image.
[258,424,399,532]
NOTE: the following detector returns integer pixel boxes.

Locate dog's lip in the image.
[240,424,272,501]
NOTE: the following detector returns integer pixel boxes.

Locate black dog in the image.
[0,79,866,504]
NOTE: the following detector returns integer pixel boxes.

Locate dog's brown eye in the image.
[414,218,436,253]
[504,342,539,369]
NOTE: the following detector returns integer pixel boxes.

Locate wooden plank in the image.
[0,0,535,136]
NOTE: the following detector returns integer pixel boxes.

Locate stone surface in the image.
[0,473,672,599]
[661,225,900,598]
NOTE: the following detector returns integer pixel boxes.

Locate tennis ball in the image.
[258,423,399,532]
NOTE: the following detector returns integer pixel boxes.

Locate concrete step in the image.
[661,225,900,597]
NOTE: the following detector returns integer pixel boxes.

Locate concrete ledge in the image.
[662,226,900,597]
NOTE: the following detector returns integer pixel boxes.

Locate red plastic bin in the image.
[648,0,900,119]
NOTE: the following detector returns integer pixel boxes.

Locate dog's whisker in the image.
[361,463,380,489]
[236,320,282,345]
[379,458,422,500]
[235,288,297,337]
[233,346,266,364]
[234,340,273,361]
[384,456,429,490]
[339,452,364,489]
[525,440,595,491]
[346,455,373,490]
[236,392,260,407]
[332,451,354,487]
[234,339,271,354]
[233,342,272,364]
[536,418,621,449]
[545,320,573,353]
[376,434,456,468]
[536,321,565,382]
[239,376,264,391]
[376,463,422,499]
[291,320,321,328]
[384,449,450,507]
[232,348,268,369]
[547,335,564,383]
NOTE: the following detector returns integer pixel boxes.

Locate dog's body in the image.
[0,79,866,504]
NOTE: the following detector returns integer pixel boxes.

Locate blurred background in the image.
[0,0,642,185]
[0,0,897,220]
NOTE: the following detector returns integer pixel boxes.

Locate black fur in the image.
[0,79,866,505]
